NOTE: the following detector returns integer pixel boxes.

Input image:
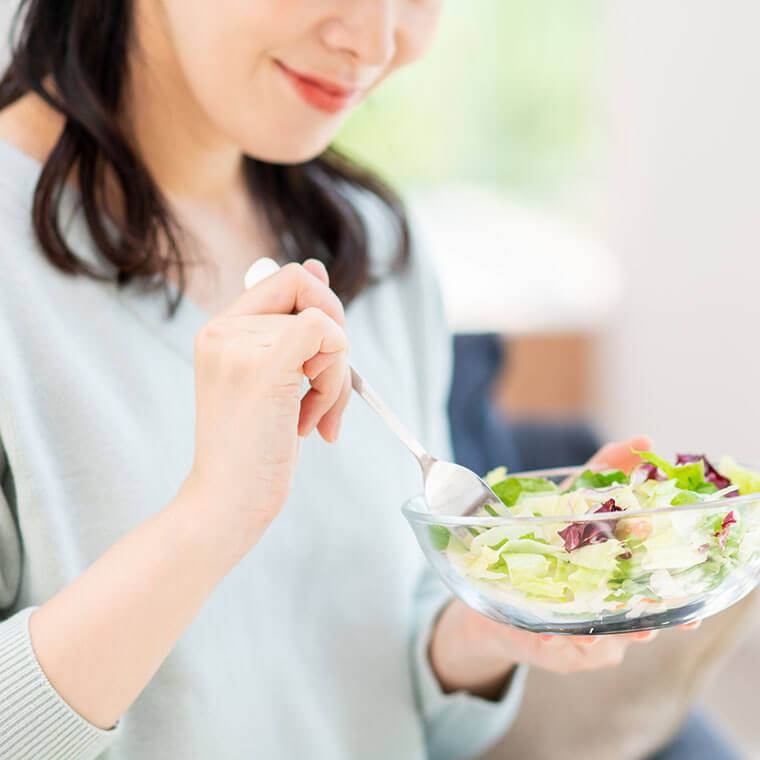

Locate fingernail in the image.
[304,258,328,279]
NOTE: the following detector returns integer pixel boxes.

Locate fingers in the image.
[285,261,351,442]
[628,630,658,641]
[538,630,658,647]
[526,623,670,675]
[315,368,352,443]
[585,435,655,473]
[299,356,347,437]
[572,635,600,645]
[302,349,339,380]
[561,434,656,490]
[628,434,654,451]
[574,630,657,643]
[221,310,349,441]
[504,626,665,675]
[294,308,349,438]
[589,435,652,462]
[534,636,627,672]
[584,639,627,668]
[222,261,346,328]
[232,258,349,442]
[283,307,348,364]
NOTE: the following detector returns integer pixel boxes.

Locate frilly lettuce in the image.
[718,456,760,496]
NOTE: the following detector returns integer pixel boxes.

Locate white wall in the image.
[599,7,760,752]
[596,0,760,464]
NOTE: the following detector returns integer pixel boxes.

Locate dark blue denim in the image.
[648,712,744,760]
[447,333,599,475]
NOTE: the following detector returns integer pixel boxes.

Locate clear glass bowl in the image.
[402,466,760,634]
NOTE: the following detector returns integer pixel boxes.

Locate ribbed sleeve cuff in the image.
[0,606,122,760]
[412,593,527,760]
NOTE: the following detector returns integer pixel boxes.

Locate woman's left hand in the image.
[428,435,700,699]
[430,598,659,699]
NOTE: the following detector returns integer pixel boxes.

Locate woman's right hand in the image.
[180,260,351,557]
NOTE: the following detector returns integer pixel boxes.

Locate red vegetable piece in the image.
[558,499,624,552]
[714,510,737,550]
[637,463,668,482]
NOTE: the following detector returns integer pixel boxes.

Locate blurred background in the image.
[1,0,758,756]
[335,0,760,465]
[344,1,760,755]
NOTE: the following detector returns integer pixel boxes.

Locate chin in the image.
[240,129,337,166]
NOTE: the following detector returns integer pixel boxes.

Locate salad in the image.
[439,452,760,620]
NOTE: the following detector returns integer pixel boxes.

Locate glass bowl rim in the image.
[401,465,760,527]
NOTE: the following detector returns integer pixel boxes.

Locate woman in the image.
[0,2,670,758]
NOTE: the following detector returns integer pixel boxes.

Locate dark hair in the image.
[0,0,410,316]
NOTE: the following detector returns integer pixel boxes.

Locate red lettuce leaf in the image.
[635,462,668,482]
[558,498,624,552]
[714,510,737,550]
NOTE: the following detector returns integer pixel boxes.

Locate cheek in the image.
[399,3,445,61]
[160,0,297,104]
[157,0,333,158]
[384,3,444,84]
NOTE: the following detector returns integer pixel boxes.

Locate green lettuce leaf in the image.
[670,491,703,506]
[566,469,629,492]
[491,476,558,508]
[718,456,760,495]
[634,450,710,492]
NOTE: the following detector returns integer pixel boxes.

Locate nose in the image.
[322,0,396,67]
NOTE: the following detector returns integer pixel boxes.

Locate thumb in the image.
[628,434,654,452]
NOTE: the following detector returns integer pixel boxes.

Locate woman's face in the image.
[141,1,444,164]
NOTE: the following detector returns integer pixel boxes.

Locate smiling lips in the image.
[275,60,360,114]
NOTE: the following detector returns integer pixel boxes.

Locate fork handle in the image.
[349,368,434,471]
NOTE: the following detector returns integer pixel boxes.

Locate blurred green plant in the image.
[335,0,600,199]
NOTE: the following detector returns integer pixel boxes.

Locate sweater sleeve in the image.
[403,231,527,760]
[0,443,123,760]
[411,568,528,760]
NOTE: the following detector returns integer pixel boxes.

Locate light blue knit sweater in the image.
[0,137,525,760]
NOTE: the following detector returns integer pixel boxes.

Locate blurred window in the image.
[336,0,601,203]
